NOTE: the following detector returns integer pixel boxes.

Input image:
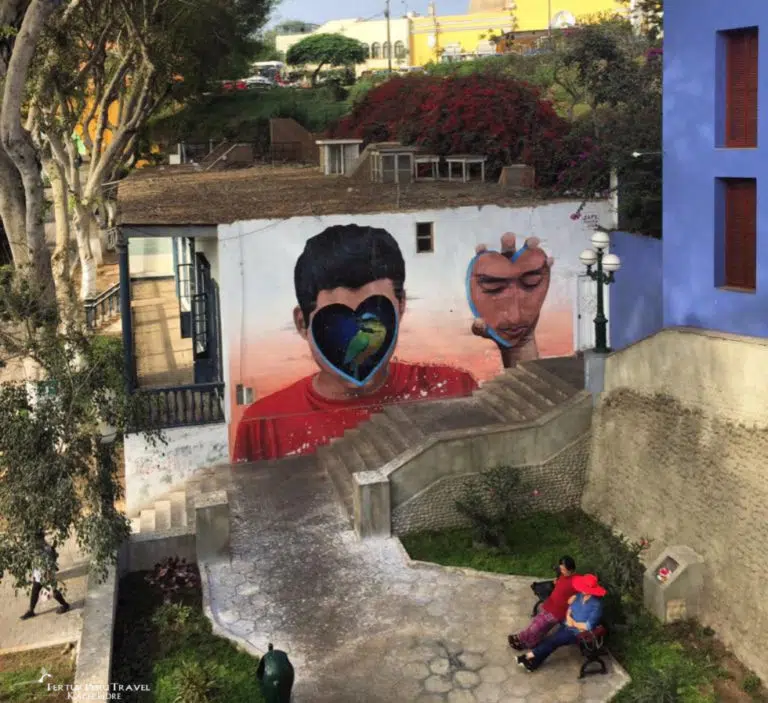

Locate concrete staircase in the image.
[317,358,584,522]
[129,464,237,535]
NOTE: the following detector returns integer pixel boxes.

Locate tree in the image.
[28,0,273,299]
[0,0,85,299]
[0,267,159,587]
[286,33,368,86]
[621,0,663,41]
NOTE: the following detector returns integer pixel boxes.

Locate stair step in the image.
[357,422,400,464]
[475,388,526,423]
[512,369,561,405]
[169,491,188,528]
[496,374,553,414]
[153,500,171,531]
[368,413,410,453]
[323,453,354,523]
[345,428,385,469]
[519,362,580,399]
[482,381,540,420]
[382,405,426,444]
[336,439,367,473]
[140,509,156,533]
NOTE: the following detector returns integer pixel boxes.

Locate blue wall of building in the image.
[609,232,663,350]
[664,0,768,336]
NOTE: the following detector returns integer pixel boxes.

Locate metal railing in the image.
[84,283,121,330]
[134,382,225,430]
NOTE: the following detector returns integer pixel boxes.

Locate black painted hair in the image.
[294,224,406,325]
[560,555,576,572]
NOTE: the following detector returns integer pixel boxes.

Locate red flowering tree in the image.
[328,73,581,186]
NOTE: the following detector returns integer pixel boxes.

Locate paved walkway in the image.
[0,534,87,653]
[203,459,630,702]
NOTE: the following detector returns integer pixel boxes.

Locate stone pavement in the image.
[203,458,630,702]
[0,534,88,653]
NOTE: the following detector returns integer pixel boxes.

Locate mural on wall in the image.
[230,223,559,463]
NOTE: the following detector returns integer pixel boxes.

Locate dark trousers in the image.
[531,626,579,665]
[30,581,68,611]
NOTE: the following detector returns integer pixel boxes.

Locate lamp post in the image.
[579,231,621,354]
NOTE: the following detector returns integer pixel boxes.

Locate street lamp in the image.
[579,231,621,354]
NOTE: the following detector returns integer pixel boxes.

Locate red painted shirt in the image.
[542,574,577,621]
[232,361,478,462]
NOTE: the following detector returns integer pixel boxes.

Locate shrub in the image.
[454,467,532,549]
[170,659,218,703]
[146,557,201,604]
[328,73,579,185]
[742,672,762,694]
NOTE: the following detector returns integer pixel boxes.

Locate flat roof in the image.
[116,164,555,227]
[315,139,363,145]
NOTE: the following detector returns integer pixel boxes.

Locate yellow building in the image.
[276,17,413,76]
[410,0,624,67]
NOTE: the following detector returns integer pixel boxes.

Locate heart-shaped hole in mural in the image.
[310,295,398,387]
[466,244,550,348]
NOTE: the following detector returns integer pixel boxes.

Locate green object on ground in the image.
[256,643,295,703]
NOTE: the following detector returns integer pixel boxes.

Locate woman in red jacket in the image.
[508,556,577,650]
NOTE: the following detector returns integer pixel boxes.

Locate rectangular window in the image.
[723,27,758,148]
[718,178,757,291]
[416,222,434,253]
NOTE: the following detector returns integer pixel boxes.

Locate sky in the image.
[268,0,468,27]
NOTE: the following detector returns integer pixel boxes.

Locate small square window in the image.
[416,222,434,253]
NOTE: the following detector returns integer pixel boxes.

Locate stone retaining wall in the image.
[392,434,590,535]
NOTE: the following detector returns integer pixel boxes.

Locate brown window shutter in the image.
[725,28,758,148]
[724,179,757,290]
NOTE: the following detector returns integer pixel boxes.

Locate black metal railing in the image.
[134,382,225,430]
[84,283,121,330]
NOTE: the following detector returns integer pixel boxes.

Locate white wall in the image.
[124,423,229,515]
[129,237,174,278]
[218,200,612,422]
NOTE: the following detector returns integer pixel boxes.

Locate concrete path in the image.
[203,459,630,702]
[0,534,88,653]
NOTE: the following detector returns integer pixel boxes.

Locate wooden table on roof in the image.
[413,154,440,180]
[446,155,487,183]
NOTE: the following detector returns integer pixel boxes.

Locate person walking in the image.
[20,531,70,620]
[508,555,577,650]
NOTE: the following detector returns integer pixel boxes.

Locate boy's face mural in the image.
[468,234,552,350]
[293,279,406,391]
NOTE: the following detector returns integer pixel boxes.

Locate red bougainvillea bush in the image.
[328,73,586,187]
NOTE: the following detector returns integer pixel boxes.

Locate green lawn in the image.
[0,644,75,702]
[149,88,347,143]
[402,510,767,703]
[111,569,265,703]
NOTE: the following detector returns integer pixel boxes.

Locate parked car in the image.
[245,75,274,89]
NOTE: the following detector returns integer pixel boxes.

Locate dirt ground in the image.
[0,643,76,702]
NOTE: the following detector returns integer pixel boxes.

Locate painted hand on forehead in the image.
[469,233,553,366]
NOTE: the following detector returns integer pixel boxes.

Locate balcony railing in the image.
[134,382,225,430]
[84,283,121,330]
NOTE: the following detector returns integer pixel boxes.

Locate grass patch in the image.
[402,510,768,703]
[149,88,347,143]
[111,568,264,703]
[0,644,75,702]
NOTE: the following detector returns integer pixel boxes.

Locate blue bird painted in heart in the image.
[343,312,387,379]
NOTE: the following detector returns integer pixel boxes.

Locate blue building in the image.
[663,0,763,334]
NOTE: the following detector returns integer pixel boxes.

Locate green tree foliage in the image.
[286,33,368,85]
[621,0,663,42]
[0,269,161,588]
